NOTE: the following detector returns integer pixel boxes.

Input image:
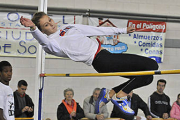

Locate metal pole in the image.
[34,0,47,120]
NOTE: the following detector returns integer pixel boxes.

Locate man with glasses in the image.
[14,80,34,118]
[148,79,171,119]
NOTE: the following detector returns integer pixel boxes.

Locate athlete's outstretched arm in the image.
[69,24,135,37]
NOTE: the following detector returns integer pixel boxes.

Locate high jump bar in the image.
[40,69,180,77]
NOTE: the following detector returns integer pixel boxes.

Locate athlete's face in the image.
[0,66,12,85]
[157,82,165,94]
[39,15,57,35]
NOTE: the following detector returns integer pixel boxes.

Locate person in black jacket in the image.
[14,80,34,118]
[111,91,152,120]
[148,79,171,119]
[57,88,84,120]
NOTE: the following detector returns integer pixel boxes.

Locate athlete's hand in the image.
[20,16,36,29]
[127,26,135,33]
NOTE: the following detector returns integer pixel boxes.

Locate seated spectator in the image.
[170,93,180,120]
[83,88,109,120]
[57,88,84,120]
[111,91,152,120]
[148,79,171,119]
[14,80,34,118]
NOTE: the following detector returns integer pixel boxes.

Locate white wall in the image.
[1,0,180,119]
[1,0,180,16]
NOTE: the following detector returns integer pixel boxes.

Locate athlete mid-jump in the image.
[20,12,158,119]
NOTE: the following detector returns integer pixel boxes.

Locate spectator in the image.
[170,93,180,120]
[148,79,171,119]
[14,80,34,118]
[83,88,109,120]
[111,91,152,120]
[0,61,14,120]
[57,88,84,120]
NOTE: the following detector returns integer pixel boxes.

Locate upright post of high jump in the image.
[34,0,47,120]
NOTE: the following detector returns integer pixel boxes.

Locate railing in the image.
[15,118,34,120]
[14,117,177,120]
[151,118,177,120]
[81,118,177,120]
[81,118,121,120]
